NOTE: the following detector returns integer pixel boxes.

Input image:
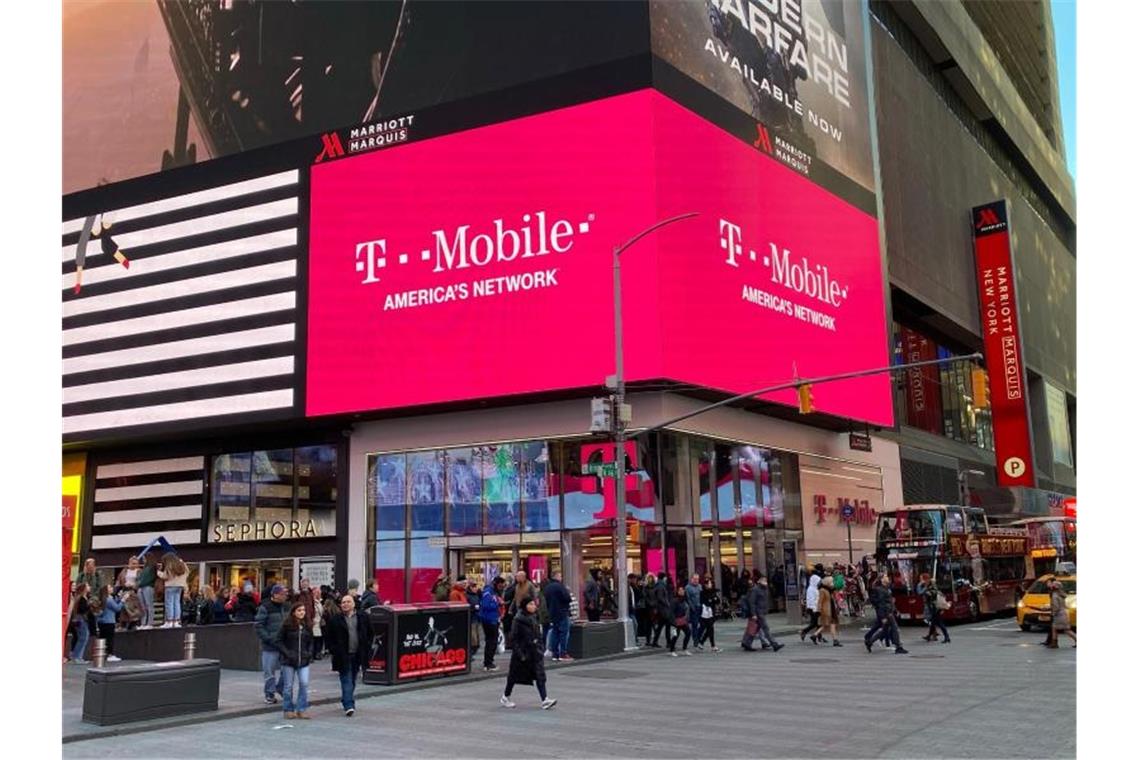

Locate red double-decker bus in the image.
[875,505,1028,623]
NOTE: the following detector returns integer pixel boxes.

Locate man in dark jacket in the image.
[748,575,784,652]
[254,585,289,704]
[650,572,672,647]
[359,579,380,611]
[684,574,704,648]
[583,570,601,622]
[326,594,374,716]
[478,576,506,671]
[543,571,573,661]
[865,575,907,654]
[628,573,647,644]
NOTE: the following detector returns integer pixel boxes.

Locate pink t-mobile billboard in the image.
[307,90,892,426]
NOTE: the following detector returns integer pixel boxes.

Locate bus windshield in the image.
[877,509,945,543]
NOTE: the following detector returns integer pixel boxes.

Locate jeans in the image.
[281,665,310,713]
[755,616,777,647]
[164,587,182,624]
[482,623,500,668]
[339,662,361,710]
[689,611,703,645]
[139,586,154,627]
[261,650,284,699]
[70,619,90,661]
[867,616,900,647]
[550,617,571,659]
[927,611,950,641]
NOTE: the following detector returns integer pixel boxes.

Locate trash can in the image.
[362,603,470,685]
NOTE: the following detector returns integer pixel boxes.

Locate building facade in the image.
[62,0,1074,615]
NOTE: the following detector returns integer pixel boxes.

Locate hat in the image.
[347,579,360,591]
[270,584,286,595]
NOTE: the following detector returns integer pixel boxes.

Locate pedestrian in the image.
[813,576,842,646]
[1047,580,1076,649]
[464,577,481,656]
[95,584,124,662]
[449,575,469,604]
[864,575,908,654]
[543,571,573,661]
[67,583,92,663]
[274,601,314,720]
[921,582,951,644]
[479,576,506,671]
[800,566,822,643]
[651,572,673,648]
[500,597,557,710]
[120,587,143,631]
[156,552,188,628]
[697,576,722,652]
[254,584,290,705]
[233,582,259,623]
[327,594,374,716]
[643,574,661,647]
[668,584,692,656]
[195,587,216,625]
[684,574,704,649]
[628,573,648,645]
[213,587,233,624]
[346,578,362,609]
[748,574,784,652]
[432,574,451,602]
[359,579,380,611]
[116,556,141,592]
[583,570,602,622]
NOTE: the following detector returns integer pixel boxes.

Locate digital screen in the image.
[308,89,892,425]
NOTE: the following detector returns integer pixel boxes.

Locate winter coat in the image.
[232,592,259,623]
[818,586,834,626]
[699,587,720,619]
[254,600,289,652]
[671,597,691,625]
[583,578,601,612]
[747,584,769,618]
[653,581,673,618]
[211,598,232,624]
[359,589,380,611]
[684,583,702,617]
[543,580,572,622]
[326,611,374,674]
[274,623,315,669]
[869,585,896,619]
[1050,590,1071,631]
[97,595,124,625]
[478,588,503,625]
[805,574,821,613]
[506,611,546,686]
[157,567,188,588]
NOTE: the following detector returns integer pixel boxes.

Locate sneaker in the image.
[106,655,122,662]
[265,695,278,705]
[500,695,516,708]
[894,647,909,655]
[682,650,692,656]
[71,658,89,665]
[541,698,558,710]
[864,640,873,653]
[483,665,499,672]
[670,651,679,657]
[832,641,843,647]
[559,655,574,662]
[694,644,704,651]
[345,708,355,717]
[772,643,785,653]
[544,650,553,659]
[711,646,722,653]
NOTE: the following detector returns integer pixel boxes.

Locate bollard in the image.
[183,631,197,661]
[92,638,108,668]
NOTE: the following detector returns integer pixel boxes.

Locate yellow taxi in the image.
[1017,574,1076,631]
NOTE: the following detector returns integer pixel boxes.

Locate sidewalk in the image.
[62,616,863,743]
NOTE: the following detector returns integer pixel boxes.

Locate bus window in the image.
[946,508,965,534]
[966,509,987,534]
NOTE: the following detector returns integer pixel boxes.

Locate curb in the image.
[63,646,660,744]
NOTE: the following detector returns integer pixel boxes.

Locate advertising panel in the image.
[396,607,470,680]
[798,454,882,565]
[649,0,875,200]
[971,201,1036,488]
[63,0,649,193]
[308,89,893,425]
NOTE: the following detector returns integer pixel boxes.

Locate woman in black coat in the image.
[500,597,557,710]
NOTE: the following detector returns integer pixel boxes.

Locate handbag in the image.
[674,615,688,628]
[745,618,759,637]
[935,592,951,611]
[701,604,713,620]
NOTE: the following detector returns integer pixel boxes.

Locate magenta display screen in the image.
[307,90,892,426]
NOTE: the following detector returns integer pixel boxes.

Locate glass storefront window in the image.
[372,454,407,541]
[295,445,337,526]
[522,441,559,531]
[714,443,737,527]
[409,538,443,602]
[213,453,252,521]
[375,540,406,604]
[563,444,603,530]
[446,447,483,536]
[482,444,521,533]
[408,451,445,537]
[253,449,294,523]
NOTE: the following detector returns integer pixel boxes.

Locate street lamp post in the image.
[612,212,699,650]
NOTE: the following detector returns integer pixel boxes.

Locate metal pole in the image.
[183,631,197,661]
[847,520,854,566]
[613,242,631,648]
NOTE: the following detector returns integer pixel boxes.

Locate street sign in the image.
[849,431,872,452]
[840,502,856,522]
[583,461,618,478]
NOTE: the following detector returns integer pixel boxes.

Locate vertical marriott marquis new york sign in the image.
[306,89,892,426]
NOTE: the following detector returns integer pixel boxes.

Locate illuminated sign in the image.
[210,518,325,543]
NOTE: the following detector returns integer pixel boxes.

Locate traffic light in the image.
[797,384,814,414]
[971,368,990,409]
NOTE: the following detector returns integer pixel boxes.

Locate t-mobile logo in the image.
[720,217,849,308]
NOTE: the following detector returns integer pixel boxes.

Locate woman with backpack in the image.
[156,553,189,628]
[274,601,314,719]
[922,581,951,644]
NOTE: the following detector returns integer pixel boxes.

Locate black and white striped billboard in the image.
[62,170,302,443]
[91,456,206,551]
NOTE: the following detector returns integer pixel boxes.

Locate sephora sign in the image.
[307,90,892,425]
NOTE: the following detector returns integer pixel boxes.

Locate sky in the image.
[1052,0,1076,179]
